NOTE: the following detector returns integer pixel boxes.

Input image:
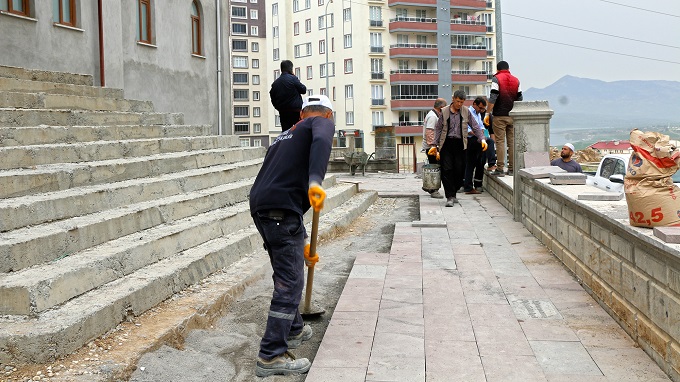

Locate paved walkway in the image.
[306,173,670,382]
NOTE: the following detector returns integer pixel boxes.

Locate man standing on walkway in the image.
[270,60,307,132]
[250,95,335,377]
[551,143,583,172]
[421,97,447,199]
[486,60,522,177]
[463,97,488,194]
[433,90,487,207]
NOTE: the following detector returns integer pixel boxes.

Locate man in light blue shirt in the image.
[464,97,489,194]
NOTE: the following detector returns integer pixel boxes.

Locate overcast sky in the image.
[500,0,680,89]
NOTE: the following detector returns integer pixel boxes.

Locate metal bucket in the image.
[422,164,441,190]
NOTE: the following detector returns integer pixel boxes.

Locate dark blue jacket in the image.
[249,116,335,216]
[269,72,306,111]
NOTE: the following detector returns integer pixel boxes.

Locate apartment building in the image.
[228,0,272,147]
[264,0,496,156]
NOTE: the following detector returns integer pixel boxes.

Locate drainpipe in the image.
[494,0,502,61]
[97,0,105,87]
[216,0,224,135]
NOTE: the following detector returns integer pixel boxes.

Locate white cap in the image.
[302,95,333,111]
[564,143,575,152]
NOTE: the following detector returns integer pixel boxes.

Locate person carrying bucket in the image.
[421,97,447,199]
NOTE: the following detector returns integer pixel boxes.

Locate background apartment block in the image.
[264,0,497,157]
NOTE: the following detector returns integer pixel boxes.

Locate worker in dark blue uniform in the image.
[250,95,335,377]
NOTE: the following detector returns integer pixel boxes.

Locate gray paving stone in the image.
[519,166,566,179]
[550,172,587,185]
[530,340,602,375]
[348,264,387,279]
[653,226,680,244]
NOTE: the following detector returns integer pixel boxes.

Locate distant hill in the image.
[524,76,680,132]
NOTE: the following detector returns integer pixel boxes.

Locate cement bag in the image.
[624,129,680,227]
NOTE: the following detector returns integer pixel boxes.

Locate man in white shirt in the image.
[421,98,447,199]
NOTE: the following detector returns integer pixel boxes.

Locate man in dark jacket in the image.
[486,61,522,177]
[270,60,307,131]
[250,95,335,377]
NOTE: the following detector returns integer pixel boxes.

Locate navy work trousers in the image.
[464,136,484,191]
[252,209,305,360]
[440,137,465,198]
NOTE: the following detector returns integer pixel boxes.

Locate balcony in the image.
[390,69,438,83]
[371,98,386,106]
[451,0,487,9]
[450,45,488,58]
[389,16,437,32]
[370,45,385,53]
[390,98,436,110]
[451,70,488,82]
[389,43,438,58]
[371,72,385,79]
[450,18,487,33]
[369,19,384,27]
[393,121,424,127]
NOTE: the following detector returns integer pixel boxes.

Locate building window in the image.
[343,8,351,21]
[293,0,299,12]
[320,88,327,96]
[345,85,353,99]
[234,106,249,117]
[254,123,262,133]
[191,1,202,55]
[53,0,76,27]
[274,70,280,78]
[240,138,250,146]
[233,56,248,68]
[305,19,311,33]
[251,42,259,51]
[137,0,153,43]
[234,123,250,133]
[271,3,278,15]
[250,25,258,35]
[253,91,260,101]
[252,59,259,68]
[307,66,313,79]
[295,67,301,77]
[232,40,247,51]
[234,89,249,101]
[232,23,247,35]
[233,73,248,84]
[372,111,384,126]
[344,34,352,48]
[273,48,279,61]
[275,115,281,126]
[273,26,279,37]
[318,13,333,30]
[231,6,247,18]
[304,0,310,9]
[320,63,335,78]
[294,22,299,35]
[253,107,261,117]
[319,40,326,54]
[344,59,352,74]
[2,0,30,16]
[318,0,323,5]
[253,139,262,147]
[346,111,354,125]
[294,45,301,58]
[252,75,260,85]
[250,9,258,19]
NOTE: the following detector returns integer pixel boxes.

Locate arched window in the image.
[191,1,202,55]
[53,0,77,27]
[138,0,152,43]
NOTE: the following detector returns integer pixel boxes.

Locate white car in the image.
[586,154,630,192]
[586,153,680,192]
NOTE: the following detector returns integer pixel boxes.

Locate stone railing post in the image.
[509,101,554,221]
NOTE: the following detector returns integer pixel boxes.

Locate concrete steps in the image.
[0,65,93,86]
[0,108,184,127]
[0,91,154,112]
[0,124,215,147]
[0,65,379,366]
[0,135,238,169]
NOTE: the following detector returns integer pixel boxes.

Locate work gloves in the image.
[308,181,326,212]
[483,114,490,126]
[427,146,440,161]
[304,240,319,267]
[481,140,488,151]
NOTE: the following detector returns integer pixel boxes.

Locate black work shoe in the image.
[256,351,311,377]
[287,324,313,349]
[489,170,505,177]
